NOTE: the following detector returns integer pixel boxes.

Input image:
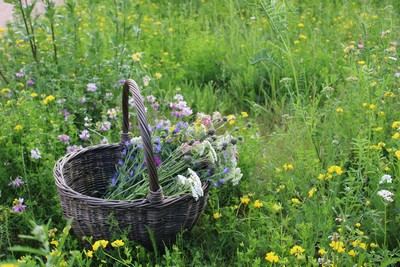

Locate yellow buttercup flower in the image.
[14,125,23,131]
[265,251,279,263]
[155,72,162,79]
[1,88,10,93]
[253,199,263,208]
[291,198,301,204]
[213,212,221,219]
[348,249,358,257]
[43,95,55,104]
[308,188,317,198]
[111,239,125,247]
[87,250,93,258]
[240,196,250,205]
[92,240,108,251]
[241,111,249,117]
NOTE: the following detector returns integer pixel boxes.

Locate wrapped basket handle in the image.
[121,79,164,203]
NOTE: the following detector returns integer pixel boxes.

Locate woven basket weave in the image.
[53,79,210,250]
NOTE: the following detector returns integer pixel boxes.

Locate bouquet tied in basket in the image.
[53,79,244,250]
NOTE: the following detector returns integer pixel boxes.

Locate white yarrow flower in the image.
[377,190,394,202]
[379,174,392,184]
[31,147,42,159]
[187,168,203,201]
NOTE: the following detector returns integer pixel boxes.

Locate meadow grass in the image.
[0,0,400,266]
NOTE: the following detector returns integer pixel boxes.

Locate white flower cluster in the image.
[379,174,392,184]
[177,168,204,200]
[377,189,394,203]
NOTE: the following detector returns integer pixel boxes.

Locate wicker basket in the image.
[53,79,210,250]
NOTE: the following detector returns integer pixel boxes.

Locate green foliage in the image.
[1,0,400,266]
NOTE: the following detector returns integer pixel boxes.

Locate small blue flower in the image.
[213,182,219,187]
[118,159,124,165]
[219,179,227,184]
[223,168,230,174]
[124,140,132,147]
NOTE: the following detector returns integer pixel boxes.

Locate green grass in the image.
[1,0,400,266]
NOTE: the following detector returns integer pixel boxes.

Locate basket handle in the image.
[121,79,164,203]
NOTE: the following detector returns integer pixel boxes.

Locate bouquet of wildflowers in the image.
[104,93,246,201]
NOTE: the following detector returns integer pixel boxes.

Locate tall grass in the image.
[0,0,400,265]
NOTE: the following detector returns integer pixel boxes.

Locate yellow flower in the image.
[293,40,300,44]
[111,239,125,247]
[394,121,400,130]
[31,92,38,97]
[16,39,24,45]
[299,34,307,39]
[358,60,365,65]
[291,198,301,204]
[317,173,326,180]
[352,239,360,247]
[327,165,343,175]
[253,199,263,208]
[43,95,55,104]
[155,72,162,79]
[241,111,249,117]
[92,240,108,251]
[318,248,327,255]
[355,223,361,228]
[297,23,304,27]
[50,240,59,247]
[369,104,376,110]
[359,242,367,250]
[348,249,358,257]
[365,200,371,206]
[240,196,250,205]
[1,88,10,93]
[392,132,399,140]
[370,81,377,87]
[132,52,142,62]
[395,150,400,160]
[375,127,383,132]
[290,245,305,258]
[283,163,294,170]
[362,102,368,107]
[336,107,344,113]
[329,241,345,253]
[229,120,235,125]
[370,242,378,248]
[14,125,23,131]
[308,188,317,198]
[265,251,279,263]
[213,212,222,219]
[272,202,282,213]
[87,250,93,258]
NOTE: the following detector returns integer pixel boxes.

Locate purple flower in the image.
[154,155,162,166]
[213,182,219,187]
[119,79,126,85]
[58,134,70,143]
[13,198,26,213]
[26,79,35,86]
[87,83,97,92]
[79,130,90,141]
[151,103,159,111]
[80,97,86,103]
[118,159,124,165]
[223,168,230,174]
[15,71,24,78]
[219,179,227,184]
[99,121,111,131]
[31,148,41,159]
[9,177,23,187]
[66,145,82,153]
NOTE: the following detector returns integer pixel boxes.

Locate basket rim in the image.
[53,141,210,207]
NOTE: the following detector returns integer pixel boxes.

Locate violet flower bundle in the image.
[104,94,244,201]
